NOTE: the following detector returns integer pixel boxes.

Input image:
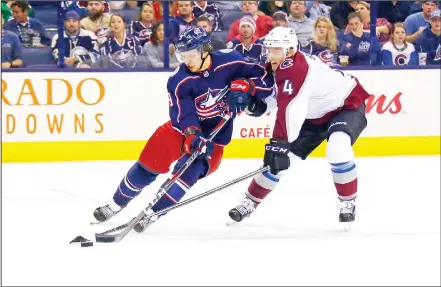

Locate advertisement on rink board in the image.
[1,68,440,161]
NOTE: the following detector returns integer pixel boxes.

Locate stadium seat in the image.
[211,31,228,43]
[33,6,58,26]
[22,47,54,66]
[118,8,140,23]
[221,10,244,28]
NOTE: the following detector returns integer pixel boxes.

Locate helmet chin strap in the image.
[198,50,209,71]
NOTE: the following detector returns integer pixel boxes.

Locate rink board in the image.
[1,69,440,162]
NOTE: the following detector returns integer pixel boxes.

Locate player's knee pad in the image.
[173,156,208,187]
[246,169,282,203]
[151,180,189,212]
[326,132,354,164]
[113,161,159,206]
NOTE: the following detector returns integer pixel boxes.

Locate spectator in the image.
[1,17,23,68]
[109,1,138,10]
[306,1,331,21]
[378,1,411,24]
[339,12,380,66]
[145,21,180,68]
[302,16,339,66]
[226,0,272,42]
[98,14,144,68]
[287,1,314,47]
[211,1,242,11]
[61,1,110,18]
[168,1,196,43]
[330,1,357,29]
[415,9,441,65]
[2,1,11,23]
[405,0,438,43]
[193,1,222,31]
[130,2,155,46]
[226,16,264,64]
[4,1,50,47]
[196,15,225,50]
[152,1,179,21]
[344,1,392,43]
[381,22,418,66]
[4,0,35,18]
[80,1,111,44]
[51,11,99,68]
[272,11,291,28]
[258,1,288,16]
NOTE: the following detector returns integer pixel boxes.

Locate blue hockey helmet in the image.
[175,27,212,53]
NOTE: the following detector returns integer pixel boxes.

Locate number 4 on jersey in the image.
[283,80,293,95]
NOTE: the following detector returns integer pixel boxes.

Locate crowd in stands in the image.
[1,0,440,69]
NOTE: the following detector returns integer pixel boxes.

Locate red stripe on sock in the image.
[334,178,357,198]
[248,179,271,201]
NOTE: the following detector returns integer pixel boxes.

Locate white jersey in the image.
[265,52,369,142]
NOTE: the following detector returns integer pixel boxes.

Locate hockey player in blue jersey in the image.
[92,27,274,233]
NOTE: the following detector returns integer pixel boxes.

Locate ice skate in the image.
[133,210,160,233]
[228,197,257,223]
[91,202,124,224]
[339,199,356,231]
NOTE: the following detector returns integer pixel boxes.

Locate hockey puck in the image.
[81,241,94,247]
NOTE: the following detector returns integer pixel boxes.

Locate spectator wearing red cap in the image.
[226,1,272,42]
[226,15,265,64]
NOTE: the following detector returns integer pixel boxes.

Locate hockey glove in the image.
[183,127,214,157]
[227,78,256,118]
[263,138,291,175]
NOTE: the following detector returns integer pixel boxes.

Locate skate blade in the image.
[341,222,352,232]
[226,220,239,226]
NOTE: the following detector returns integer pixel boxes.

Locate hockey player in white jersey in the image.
[227,27,371,224]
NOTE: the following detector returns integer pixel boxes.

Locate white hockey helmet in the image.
[263,26,298,56]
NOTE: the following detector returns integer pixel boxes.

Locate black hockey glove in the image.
[263,138,291,175]
[227,78,255,118]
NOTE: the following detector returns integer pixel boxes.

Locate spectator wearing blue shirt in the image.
[339,12,380,66]
[193,1,223,31]
[381,22,418,66]
[1,17,23,68]
[404,0,438,43]
[168,1,196,43]
[4,0,50,47]
[415,9,441,64]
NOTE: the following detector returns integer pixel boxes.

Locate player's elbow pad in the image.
[245,98,267,117]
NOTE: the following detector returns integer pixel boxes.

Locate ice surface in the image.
[2,157,440,286]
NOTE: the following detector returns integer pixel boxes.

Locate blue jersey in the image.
[4,18,51,47]
[167,49,275,146]
[339,32,380,65]
[415,29,441,65]
[301,40,338,66]
[129,21,153,46]
[100,33,143,68]
[168,16,196,43]
[51,29,100,64]
[226,38,265,65]
[193,2,223,31]
[381,41,418,66]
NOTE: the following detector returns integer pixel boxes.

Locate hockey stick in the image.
[95,165,270,242]
[92,114,231,242]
